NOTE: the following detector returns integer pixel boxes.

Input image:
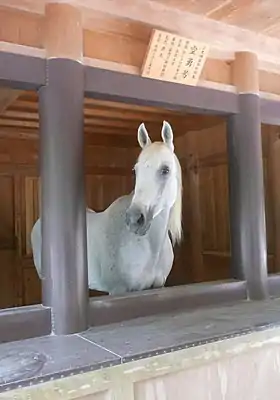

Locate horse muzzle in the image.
[125,205,152,236]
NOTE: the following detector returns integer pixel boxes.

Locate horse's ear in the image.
[138,123,151,149]
[161,120,174,152]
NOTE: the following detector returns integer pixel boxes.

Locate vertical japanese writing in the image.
[156,32,162,43]
[174,39,189,80]
[142,30,209,85]
[159,34,177,78]
[146,42,158,76]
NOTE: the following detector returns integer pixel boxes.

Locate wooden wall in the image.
[0,137,141,308]
[175,121,280,283]
[0,131,190,308]
[0,121,279,308]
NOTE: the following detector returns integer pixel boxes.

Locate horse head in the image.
[125,121,182,243]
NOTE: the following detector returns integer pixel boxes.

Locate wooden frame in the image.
[1,48,280,342]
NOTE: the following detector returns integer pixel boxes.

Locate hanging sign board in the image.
[141,29,209,86]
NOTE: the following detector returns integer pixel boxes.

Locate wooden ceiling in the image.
[0,89,224,148]
[2,0,280,39]
[153,0,280,37]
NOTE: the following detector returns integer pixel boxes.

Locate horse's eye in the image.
[161,165,170,175]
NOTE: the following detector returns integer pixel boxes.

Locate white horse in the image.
[31,121,183,295]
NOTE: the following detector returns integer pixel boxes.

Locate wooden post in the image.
[227,51,268,299]
[38,3,88,334]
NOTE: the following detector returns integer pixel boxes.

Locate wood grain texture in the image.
[44,3,83,60]
[0,106,277,307]
[3,4,280,81]
[181,122,275,280]
[232,51,259,93]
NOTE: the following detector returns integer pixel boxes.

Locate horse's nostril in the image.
[137,213,145,226]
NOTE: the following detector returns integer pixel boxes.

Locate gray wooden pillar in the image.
[227,52,268,300]
[38,3,88,334]
[39,58,88,334]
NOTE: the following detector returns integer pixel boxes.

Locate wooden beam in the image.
[84,98,181,114]
[0,46,279,125]
[85,64,238,115]
[2,4,280,86]
[0,114,182,133]
[0,129,138,148]
[0,147,138,172]
[2,39,280,98]
[0,120,38,129]
[3,2,280,67]
[19,91,192,115]
[3,100,224,133]
[0,164,133,177]
[4,104,183,123]
[0,88,22,114]
[0,51,45,90]
[80,0,280,66]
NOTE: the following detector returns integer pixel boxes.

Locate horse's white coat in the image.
[31,121,183,295]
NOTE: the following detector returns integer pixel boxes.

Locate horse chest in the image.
[115,238,165,289]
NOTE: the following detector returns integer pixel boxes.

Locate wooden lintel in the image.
[2,4,280,94]
[0,128,138,148]
[1,49,280,125]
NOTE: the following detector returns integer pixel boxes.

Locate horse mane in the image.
[168,152,183,246]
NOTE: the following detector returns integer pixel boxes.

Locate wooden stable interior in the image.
[3,1,280,398]
[1,0,280,317]
[0,88,226,308]
[0,88,279,309]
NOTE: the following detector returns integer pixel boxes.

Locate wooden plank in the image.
[186,156,204,282]
[269,129,280,273]
[0,6,43,48]
[79,0,280,66]
[202,251,275,277]
[262,157,273,260]
[212,164,230,253]
[208,0,280,33]
[0,88,22,114]
[24,176,39,256]
[152,0,229,16]
[3,4,280,80]
[23,267,41,305]
[2,107,185,124]
[141,29,209,86]
[13,174,24,305]
[199,167,217,252]
[0,250,17,308]
[0,175,15,249]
